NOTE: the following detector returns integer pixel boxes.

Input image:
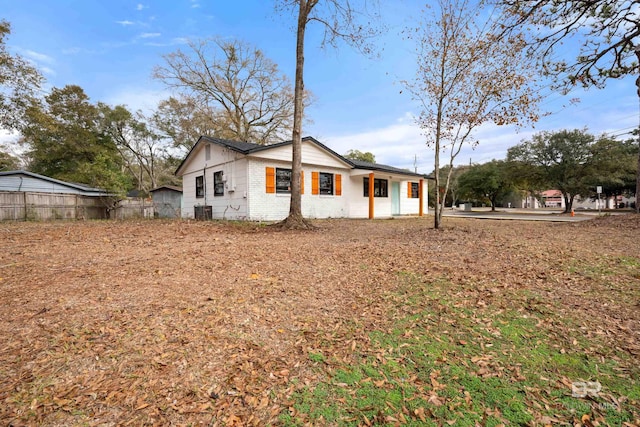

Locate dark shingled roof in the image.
[349,159,424,177]
[175,135,430,179]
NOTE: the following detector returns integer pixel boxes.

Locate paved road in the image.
[441,208,602,222]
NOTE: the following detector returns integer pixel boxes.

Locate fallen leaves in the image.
[0,216,638,425]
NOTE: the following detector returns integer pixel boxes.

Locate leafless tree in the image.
[275,0,381,229]
[404,0,542,228]
[154,38,295,145]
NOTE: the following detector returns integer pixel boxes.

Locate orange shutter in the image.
[300,171,304,194]
[408,182,412,198]
[266,167,275,193]
[311,172,319,195]
[335,174,342,196]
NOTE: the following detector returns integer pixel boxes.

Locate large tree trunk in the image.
[636,135,640,213]
[635,51,640,214]
[277,0,315,230]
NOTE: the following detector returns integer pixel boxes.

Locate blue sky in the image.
[2,0,638,174]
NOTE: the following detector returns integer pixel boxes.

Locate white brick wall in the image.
[180,139,428,220]
[247,158,350,221]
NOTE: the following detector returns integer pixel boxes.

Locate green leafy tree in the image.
[507,129,595,213]
[0,20,43,130]
[458,160,514,211]
[586,136,637,206]
[404,0,542,229]
[21,85,130,195]
[344,149,376,163]
[497,0,640,211]
[0,145,20,171]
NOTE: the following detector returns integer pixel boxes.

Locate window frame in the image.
[410,182,419,199]
[363,177,388,198]
[213,171,224,197]
[195,175,204,198]
[319,172,334,195]
[275,167,292,194]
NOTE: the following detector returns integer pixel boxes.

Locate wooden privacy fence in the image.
[0,192,154,221]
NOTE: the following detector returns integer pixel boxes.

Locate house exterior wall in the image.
[251,143,347,169]
[178,138,429,221]
[181,143,250,219]
[347,175,427,218]
[247,158,350,221]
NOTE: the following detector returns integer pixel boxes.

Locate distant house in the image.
[0,170,111,220]
[175,136,429,221]
[541,190,563,208]
[150,185,183,218]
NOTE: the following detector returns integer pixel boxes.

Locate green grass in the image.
[281,273,640,426]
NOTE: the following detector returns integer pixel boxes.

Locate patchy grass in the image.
[0,215,639,425]
[282,273,639,426]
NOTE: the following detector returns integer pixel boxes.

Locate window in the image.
[409,182,419,199]
[319,172,334,195]
[195,175,204,198]
[276,168,292,193]
[363,177,388,197]
[214,171,224,196]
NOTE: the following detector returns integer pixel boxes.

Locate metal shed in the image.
[150,185,183,218]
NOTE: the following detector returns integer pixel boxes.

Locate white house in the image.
[175,136,429,221]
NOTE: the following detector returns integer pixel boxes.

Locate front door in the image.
[391,181,400,215]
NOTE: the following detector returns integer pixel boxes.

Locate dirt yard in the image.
[1,215,639,426]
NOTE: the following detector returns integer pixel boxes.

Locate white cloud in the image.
[324,114,429,171]
[40,66,56,76]
[191,0,200,8]
[62,47,101,55]
[116,20,135,26]
[144,37,190,47]
[22,49,55,64]
[139,32,161,38]
[321,113,539,173]
[136,4,147,11]
[104,87,170,114]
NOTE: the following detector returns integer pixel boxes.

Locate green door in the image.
[391,182,400,215]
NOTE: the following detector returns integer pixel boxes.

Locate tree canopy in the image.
[344,149,376,163]
[507,129,597,213]
[21,85,130,195]
[0,20,43,130]
[458,160,514,211]
[154,38,296,145]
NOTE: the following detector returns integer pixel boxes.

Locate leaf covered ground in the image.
[0,215,639,426]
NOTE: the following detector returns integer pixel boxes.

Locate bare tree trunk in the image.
[434,140,440,229]
[635,49,640,214]
[277,0,315,229]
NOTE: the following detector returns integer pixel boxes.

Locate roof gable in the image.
[175,135,429,179]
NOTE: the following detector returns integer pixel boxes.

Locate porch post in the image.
[419,178,424,217]
[368,173,375,219]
